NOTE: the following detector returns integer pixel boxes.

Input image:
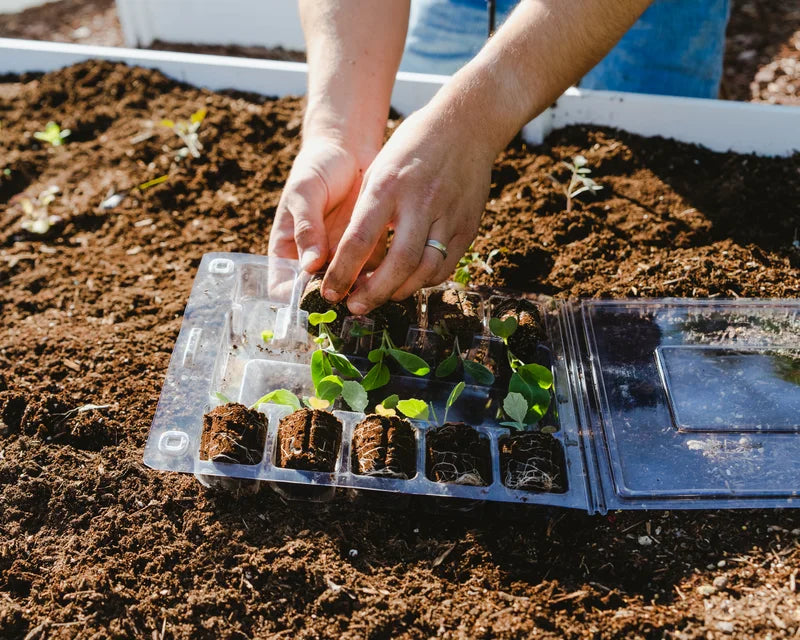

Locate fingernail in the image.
[348,301,368,316]
[300,248,320,271]
[322,287,340,302]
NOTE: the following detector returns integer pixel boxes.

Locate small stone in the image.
[713,576,729,589]
[638,535,653,546]
[716,621,734,633]
[348,549,358,558]
[697,585,717,596]
[717,560,726,568]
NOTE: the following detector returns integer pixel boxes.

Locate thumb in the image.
[279,168,330,273]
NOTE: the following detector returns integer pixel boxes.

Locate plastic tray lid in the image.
[573,298,800,511]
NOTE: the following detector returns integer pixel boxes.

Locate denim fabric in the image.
[399,0,731,98]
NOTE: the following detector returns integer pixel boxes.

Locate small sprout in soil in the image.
[435,336,495,385]
[453,245,501,285]
[214,391,233,405]
[560,155,602,212]
[34,121,71,147]
[161,108,206,159]
[500,362,554,430]
[489,315,518,344]
[261,329,274,343]
[397,381,464,426]
[351,321,430,392]
[19,185,61,234]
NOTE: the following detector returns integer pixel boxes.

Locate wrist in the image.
[303,98,384,166]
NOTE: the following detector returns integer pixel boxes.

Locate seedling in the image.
[261,329,274,343]
[434,336,495,385]
[349,322,431,392]
[161,108,207,159]
[396,381,465,426]
[453,245,501,285]
[19,185,61,234]
[560,155,602,212]
[34,121,71,147]
[214,389,301,412]
[99,175,171,209]
[308,310,368,412]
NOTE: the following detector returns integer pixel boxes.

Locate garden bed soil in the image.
[499,431,567,493]
[199,403,267,465]
[426,423,492,486]
[276,408,342,472]
[351,414,416,478]
[0,62,799,639]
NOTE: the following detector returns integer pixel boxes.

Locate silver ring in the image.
[425,239,448,260]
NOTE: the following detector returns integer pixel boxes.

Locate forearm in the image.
[299,0,410,158]
[428,0,652,156]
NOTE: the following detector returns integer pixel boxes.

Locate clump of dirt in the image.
[352,414,417,478]
[426,422,491,486]
[199,403,267,465]
[0,392,26,436]
[299,274,348,336]
[368,297,418,346]
[426,289,484,348]
[500,431,567,493]
[276,408,342,471]
[492,298,547,363]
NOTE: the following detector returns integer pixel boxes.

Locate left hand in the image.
[320,104,495,315]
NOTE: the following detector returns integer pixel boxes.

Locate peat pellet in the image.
[493,298,547,363]
[425,422,491,486]
[276,408,342,472]
[299,275,347,337]
[499,431,567,493]
[200,403,268,465]
[426,289,483,349]
[352,414,417,478]
[368,297,418,346]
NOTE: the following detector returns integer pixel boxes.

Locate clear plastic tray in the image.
[144,253,800,513]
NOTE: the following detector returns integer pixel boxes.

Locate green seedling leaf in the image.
[453,266,471,285]
[540,425,558,434]
[375,404,396,417]
[317,375,344,403]
[349,322,374,338]
[380,394,399,410]
[311,349,332,388]
[214,391,232,405]
[444,381,466,424]
[261,329,274,342]
[328,352,362,380]
[435,352,459,378]
[397,398,429,421]
[308,309,338,327]
[503,392,528,426]
[34,121,70,147]
[388,349,430,376]
[463,359,495,386]
[190,108,207,124]
[509,371,551,409]
[500,421,526,430]
[489,316,518,340]
[367,348,384,363]
[251,389,301,411]
[305,396,330,410]
[517,362,553,390]
[341,381,368,413]
[362,362,390,391]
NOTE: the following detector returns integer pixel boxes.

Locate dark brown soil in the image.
[351,414,417,478]
[199,403,268,465]
[492,298,547,363]
[426,422,492,486]
[276,408,342,472]
[1,61,800,639]
[426,288,484,349]
[368,297,418,347]
[299,274,347,337]
[499,431,567,493]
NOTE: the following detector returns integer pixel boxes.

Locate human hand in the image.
[320,105,496,315]
[268,137,384,273]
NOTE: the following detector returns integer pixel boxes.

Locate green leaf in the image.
[503,392,528,426]
[509,371,551,408]
[453,266,471,285]
[308,309,338,327]
[380,394,399,410]
[261,329,274,342]
[362,363,390,391]
[328,352,362,380]
[349,322,373,337]
[341,381,368,413]
[388,349,430,376]
[214,391,232,405]
[540,425,557,434]
[489,316,518,339]
[251,389,301,411]
[517,363,553,390]
[435,352,459,378]
[397,398,429,421]
[311,349,332,389]
[500,421,525,431]
[446,381,465,410]
[367,348,384,364]
[317,375,344,402]
[463,359,495,386]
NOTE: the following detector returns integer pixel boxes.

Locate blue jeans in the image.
[400,0,730,98]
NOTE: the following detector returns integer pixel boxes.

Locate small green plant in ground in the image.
[490,315,554,430]
[307,310,368,412]
[435,336,495,385]
[349,321,430,392]
[560,155,602,212]
[453,245,501,285]
[161,108,207,159]
[19,185,61,234]
[34,121,71,147]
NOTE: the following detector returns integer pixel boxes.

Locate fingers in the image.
[345,209,429,315]
[277,166,330,272]
[321,176,395,303]
[390,219,450,301]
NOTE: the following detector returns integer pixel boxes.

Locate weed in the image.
[560,155,602,212]
[453,245,501,285]
[34,121,70,147]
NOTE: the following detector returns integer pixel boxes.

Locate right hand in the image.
[268,137,384,273]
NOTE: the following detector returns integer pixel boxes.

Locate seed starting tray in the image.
[144,253,800,513]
